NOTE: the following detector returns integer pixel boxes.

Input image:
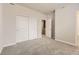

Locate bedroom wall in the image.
[0,4,3,53]
[55,5,79,45]
[0,3,51,53]
[2,4,16,47]
[2,3,47,47]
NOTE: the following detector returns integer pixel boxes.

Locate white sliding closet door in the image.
[16,16,29,43]
[29,17,37,40]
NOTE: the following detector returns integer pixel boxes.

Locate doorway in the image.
[42,20,46,35]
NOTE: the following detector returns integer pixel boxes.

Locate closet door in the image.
[16,16,29,42]
[29,17,37,40]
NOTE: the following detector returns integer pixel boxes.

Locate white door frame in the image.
[75,11,79,47]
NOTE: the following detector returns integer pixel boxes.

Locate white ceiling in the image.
[18,3,79,14]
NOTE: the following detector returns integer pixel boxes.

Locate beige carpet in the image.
[1,37,79,55]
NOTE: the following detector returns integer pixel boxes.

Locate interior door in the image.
[29,17,37,40]
[16,16,29,43]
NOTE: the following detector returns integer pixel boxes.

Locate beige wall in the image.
[55,5,79,45]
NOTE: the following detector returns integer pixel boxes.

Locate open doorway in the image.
[42,20,46,35]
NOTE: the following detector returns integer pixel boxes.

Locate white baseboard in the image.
[16,38,41,43]
[3,38,40,47]
[3,43,16,48]
[0,47,3,54]
[55,39,76,47]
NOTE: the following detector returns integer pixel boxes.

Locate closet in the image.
[16,16,37,43]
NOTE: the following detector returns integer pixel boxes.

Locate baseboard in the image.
[55,39,76,47]
[3,43,16,48]
[0,47,3,54]
[16,38,42,44]
[3,38,41,47]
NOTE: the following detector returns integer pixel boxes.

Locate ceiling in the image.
[18,3,79,14]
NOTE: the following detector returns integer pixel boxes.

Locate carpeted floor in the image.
[1,37,79,55]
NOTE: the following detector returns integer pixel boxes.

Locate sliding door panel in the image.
[29,17,37,40]
[16,16,29,42]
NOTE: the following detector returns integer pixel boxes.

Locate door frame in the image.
[75,11,79,47]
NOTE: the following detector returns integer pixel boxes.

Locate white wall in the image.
[2,4,16,47]
[46,15,52,38]
[0,4,3,53]
[55,5,79,45]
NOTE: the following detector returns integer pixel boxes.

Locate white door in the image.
[16,16,29,43]
[29,17,37,40]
